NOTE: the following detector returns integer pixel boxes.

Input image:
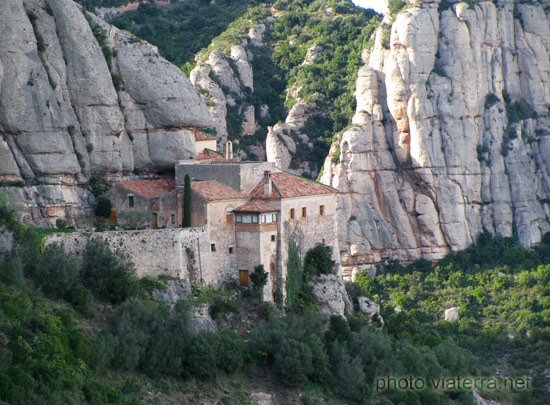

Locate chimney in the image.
[263,170,272,195]
[224,140,233,160]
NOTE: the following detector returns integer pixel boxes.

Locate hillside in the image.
[0,195,549,404]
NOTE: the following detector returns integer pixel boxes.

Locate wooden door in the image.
[239,270,249,286]
[152,213,158,229]
[109,211,117,225]
[270,262,276,294]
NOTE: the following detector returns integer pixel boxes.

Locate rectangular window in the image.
[171,215,175,224]
[229,247,233,254]
[271,234,276,242]
[302,207,307,217]
[290,208,295,219]
[211,243,216,252]
[319,205,325,216]
[236,214,242,223]
[273,213,278,222]
[128,195,134,208]
[242,214,252,224]
[252,215,259,223]
[226,214,232,223]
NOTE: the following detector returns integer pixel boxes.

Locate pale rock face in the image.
[308,274,353,317]
[357,296,384,325]
[241,105,258,135]
[0,0,211,225]
[321,0,550,270]
[302,45,323,65]
[230,45,254,90]
[444,307,460,322]
[248,23,266,47]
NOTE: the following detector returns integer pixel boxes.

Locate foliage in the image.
[285,240,303,308]
[183,174,191,228]
[95,196,112,218]
[81,238,138,304]
[32,242,79,299]
[106,0,249,67]
[117,210,153,229]
[304,243,336,276]
[503,90,537,123]
[485,93,500,110]
[250,264,268,292]
[88,173,111,198]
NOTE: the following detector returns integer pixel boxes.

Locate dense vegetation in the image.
[106,0,250,67]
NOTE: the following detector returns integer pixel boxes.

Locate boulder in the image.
[308,274,353,317]
[444,307,460,322]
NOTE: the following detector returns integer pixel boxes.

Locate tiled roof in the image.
[195,149,231,161]
[250,171,337,199]
[195,131,216,141]
[191,181,246,201]
[233,200,279,213]
[115,180,175,199]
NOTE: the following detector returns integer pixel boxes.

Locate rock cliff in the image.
[320,0,550,275]
[0,0,211,225]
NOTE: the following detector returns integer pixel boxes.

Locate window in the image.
[252,215,259,223]
[128,195,134,208]
[320,205,325,216]
[236,214,242,223]
[229,247,233,254]
[226,214,232,223]
[171,215,175,224]
[290,208,295,219]
[271,234,276,242]
[302,207,307,217]
[211,243,216,252]
[270,262,276,272]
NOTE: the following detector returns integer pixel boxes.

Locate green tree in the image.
[82,238,138,304]
[304,243,335,276]
[183,174,191,228]
[250,264,268,293]
[34,242,79,299]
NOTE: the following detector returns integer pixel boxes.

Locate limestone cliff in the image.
[0,0,211,225]
[320,0,550,275]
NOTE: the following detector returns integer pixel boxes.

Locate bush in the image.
[250,264,268,292]
[82,238,138,304]
[33,242,79,299]
[304,244,336,276]
[0,257,26,288]
[67,285,95,317]
[95,196,112,218]
[214,330,244,373]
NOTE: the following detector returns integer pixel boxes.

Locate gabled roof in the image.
[233,200,279,213]
[195,149,231,161]
[250,171,337,199]
[191,181,246,202]
[194,131,217,142]
[115,180,175,199]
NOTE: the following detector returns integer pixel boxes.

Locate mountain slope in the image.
[320,0,550,273]
[0,0,211,225]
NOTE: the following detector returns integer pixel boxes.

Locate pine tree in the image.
[183,174,191,228]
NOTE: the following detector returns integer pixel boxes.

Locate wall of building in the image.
[195,139,217,154]
[176,161,281,193]
[43,227,236,286]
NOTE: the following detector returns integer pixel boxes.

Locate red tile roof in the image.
[191,181,246,201]
[195,149,231,161]
[233,200,279,212]
[250,171,337,199]
[195,131,217,141]
[115,180,175,199]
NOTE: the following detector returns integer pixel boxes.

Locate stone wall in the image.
[45,227,208,281]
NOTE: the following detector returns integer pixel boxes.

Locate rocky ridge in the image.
[0,0,211,226]
[320,0,550,276]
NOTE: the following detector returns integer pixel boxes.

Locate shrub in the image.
[485,93,500,110]
[0,257,26,288]
[82,238,138,304]
[273,338,313,386]
[250,264,268,292]
[67,285,95,317]
[33,242,79,298]
[304,244,336,276]
[95,196,112,218]
[214,330,244,373]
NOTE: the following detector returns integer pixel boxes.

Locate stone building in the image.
[109,179,177,229]
[176,159,339,303]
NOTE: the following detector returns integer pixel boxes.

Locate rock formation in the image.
[0,0,211,226]
[321,0,550,274]
[308,274,353,317]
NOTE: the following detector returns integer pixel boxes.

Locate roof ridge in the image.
[278,170,338,192]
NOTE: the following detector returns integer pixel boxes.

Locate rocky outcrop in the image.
[321,0,550,272]
[357,296,384,326]
[190,27,262,158]
[444,307,460,322]
[0,0,211,226]
[308,274,353,317]
[191,303,218,333]
[153,279,193,306]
